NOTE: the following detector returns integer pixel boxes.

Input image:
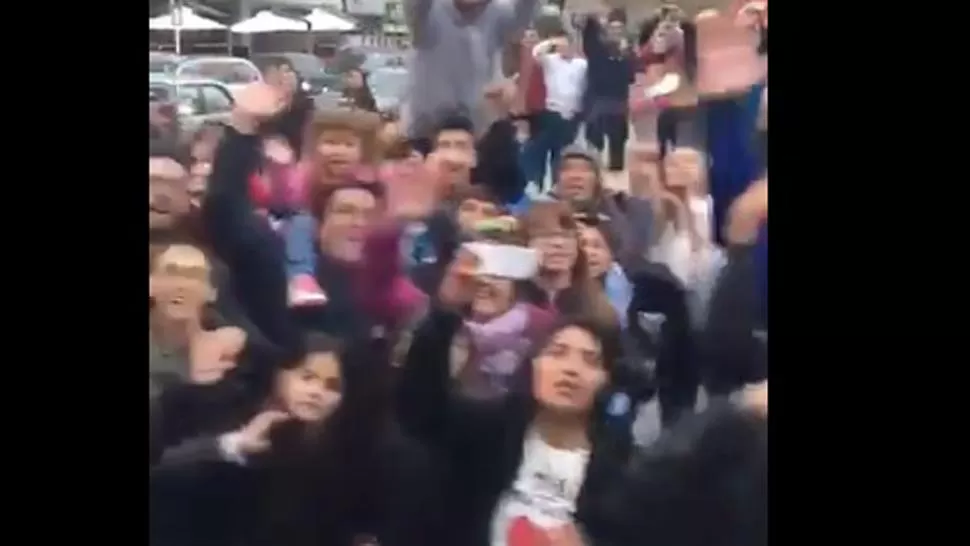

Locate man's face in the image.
[433,129,476,187]
[456,198,499,234]
[607,21,626,44]
[557,38,577,59]
[318,188,378,262]
[315,130,364,178]
[557,157,598,203]
[149,157,191,231]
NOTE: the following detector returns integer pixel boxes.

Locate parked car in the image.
[149,76,235,134]
[149,53,262,97]
[251,52,343,98]
[330,46,407,74]
[367,67,408,116]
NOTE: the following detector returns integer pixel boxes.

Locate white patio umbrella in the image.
[149,7,226,31]
[231,10,309,34]
[149,6,226,54]
[304,8,356,32]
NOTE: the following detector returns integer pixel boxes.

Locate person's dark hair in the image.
[260,336,402,541]
[607,7,627,24]
[342,68,378,112]
[309,180,385,223]
[453,183,501,208]
[254,55,293,76]
[598,400,767,546]
[681,20,698,82]
[432,114,475,144]
[149,137,191,170]
[637,16,697,82]
[275,332,343,372]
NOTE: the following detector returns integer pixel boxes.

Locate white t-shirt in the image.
[489,430,590,546]
[650,196,717,287]
[538,54,588,119]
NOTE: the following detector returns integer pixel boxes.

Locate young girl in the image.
[281,109,382,305]
[151,334,437,546]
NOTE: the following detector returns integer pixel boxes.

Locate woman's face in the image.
[650,20,682,54]
[471,275,515,321]
[532,326,607,415]
[275,351,343,422]
[580,227,613,279]
[530,227,579,274]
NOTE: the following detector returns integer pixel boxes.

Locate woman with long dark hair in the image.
[343,68,378,112]
[396,247,636,546]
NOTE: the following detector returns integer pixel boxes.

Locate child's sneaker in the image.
[288,274,328,307]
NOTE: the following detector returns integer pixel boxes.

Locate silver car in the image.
[149,53,262,97]
[367,67,409,116]
[149,76,235,134]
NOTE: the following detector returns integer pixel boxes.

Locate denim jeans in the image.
[283,213,316,279]
[520,110,579,192]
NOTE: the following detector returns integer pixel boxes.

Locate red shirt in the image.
[517,45,547,115]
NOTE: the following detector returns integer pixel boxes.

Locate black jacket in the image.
[203,128,378,345]
[626,263,699,426]
[395,308,634,546]
[473,118,528,204]
[203,128,299,358]
[150,343,441,546]
[700,245,768,395]
[581,17,637,102]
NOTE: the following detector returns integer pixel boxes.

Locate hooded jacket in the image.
[552,145,655,266]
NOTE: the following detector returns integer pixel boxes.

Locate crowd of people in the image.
[149,1,768,546]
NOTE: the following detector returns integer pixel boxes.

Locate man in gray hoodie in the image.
[554,144,655,267]
[403,0,541,140]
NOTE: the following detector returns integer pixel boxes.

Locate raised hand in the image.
[262,136,295,165]
[188,327,247,384]
[234,410,292,455]
[694,14,764,98]
[438,248,478,309]
[231,83,288,134]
